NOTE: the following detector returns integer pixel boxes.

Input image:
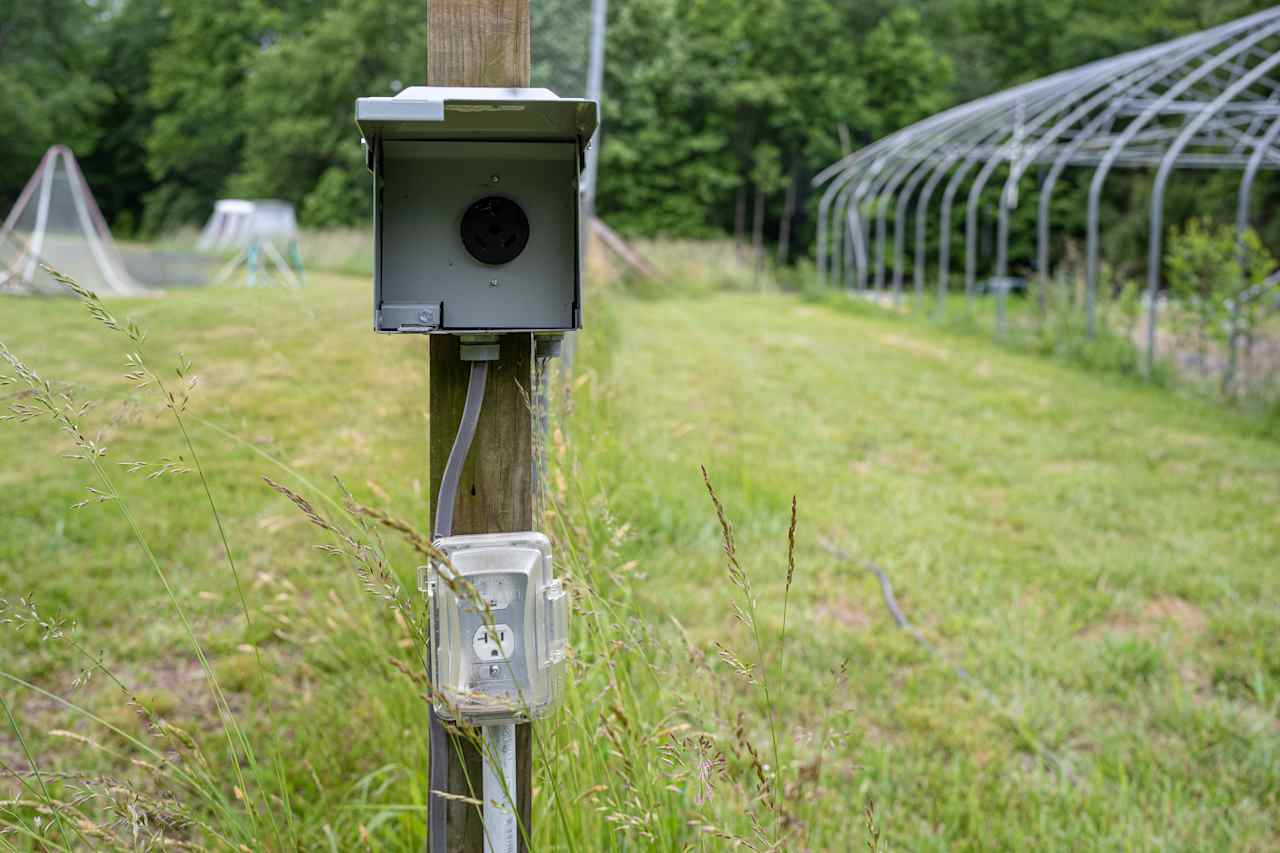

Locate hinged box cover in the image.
[356,87,598,334]
[427,531,568,724]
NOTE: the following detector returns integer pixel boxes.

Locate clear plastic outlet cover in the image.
[429,532,567,724]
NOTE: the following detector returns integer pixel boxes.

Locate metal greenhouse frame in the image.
[814,7,1280,374]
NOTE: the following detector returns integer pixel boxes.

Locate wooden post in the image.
[426,2,534,851]
[428,0,530,87]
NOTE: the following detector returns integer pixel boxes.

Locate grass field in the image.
[2,267,1279,850]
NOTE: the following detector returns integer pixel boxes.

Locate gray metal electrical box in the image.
[355,87,598,334]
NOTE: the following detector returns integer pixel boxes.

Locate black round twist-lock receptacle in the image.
[460,196,530,265]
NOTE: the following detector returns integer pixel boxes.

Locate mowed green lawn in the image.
[2,271,1278,850]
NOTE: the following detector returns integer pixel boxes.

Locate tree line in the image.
[2,0,1274,264]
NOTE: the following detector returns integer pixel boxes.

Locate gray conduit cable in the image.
[429,360,489,853]
[435,361,489,541]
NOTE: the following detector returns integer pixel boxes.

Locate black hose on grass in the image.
[819,538,1070,778]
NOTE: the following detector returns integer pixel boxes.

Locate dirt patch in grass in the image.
[0,674,94,795]
[1163,430,1213,448]
[1080,596,1207,642]
[89,656,242,739]
[877,333,949,361]
[813,597,871,631]
[1040,459,1094,475]
[850,447,937,477]
[756,332,821,354]
[0,731,27,793]
[1141,596,1207,636]
[137,659,214,713]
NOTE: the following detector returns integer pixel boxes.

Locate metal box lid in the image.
[356,86,597,149]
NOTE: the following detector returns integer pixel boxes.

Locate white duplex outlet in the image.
[473,623,516,661]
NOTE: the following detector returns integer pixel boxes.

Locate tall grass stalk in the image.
[0,273,291,846]
[0,671,238,849]
[52,267,297,840]
[0,344,265,842]
[701,465,785,845]
[779,496,797,685]
[1,693,75,850]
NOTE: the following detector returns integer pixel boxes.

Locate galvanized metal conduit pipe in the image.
[901,108,1029,302]
[875,109,1003,299]
[834,159,893,291]
[865,110,992,292]
[900,89,1053,308]
[816,135,900,285]
[1236,114,1280,248]
[1033,47,1209,313]
[815,7,1280,321]
[851,94,1026,290]
[1085,17,1280,336]
[873,111,1002,297]
[961,75,1116,307]
[818,88,1027,289]
[860,55,1125,302]
[985,54,1164,280]
[1145,46,1280,375]
[992,48,1189,316]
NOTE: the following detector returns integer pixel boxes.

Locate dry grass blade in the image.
[700,465,749,596]
[699,464,789,845]
[733,714,770,800]
[344,498,443,560]
[262,477,338,536]
[785,496,797,596]
[864,798,881,852]
[714,642,756,684]
[430,790,484,807]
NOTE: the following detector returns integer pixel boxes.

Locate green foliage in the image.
[596,0,951,242]
[0,0,107,199]
[229,0,423,226]
[0,0,955,243]
[861,8,954,139]
[1166,219,1277,387]
[936,0,1275,100]
[531,0,592,96]
[594,0,743,237]
[1166,220,1232,355]
[1166,220,1272,316]
[77,0,171,234]
[299,164,365,228]
[3,0,1279,253]
[1097,266,1144,342]
[142,0,265,231]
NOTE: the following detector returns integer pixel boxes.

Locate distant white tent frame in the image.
[197,199,305,288]
[1,145,144,296]
[210,237,305,289]
[198,199,298,252]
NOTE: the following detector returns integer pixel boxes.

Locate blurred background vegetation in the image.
[5,0,1279,265]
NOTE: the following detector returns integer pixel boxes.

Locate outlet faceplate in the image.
[473,623,516,661]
